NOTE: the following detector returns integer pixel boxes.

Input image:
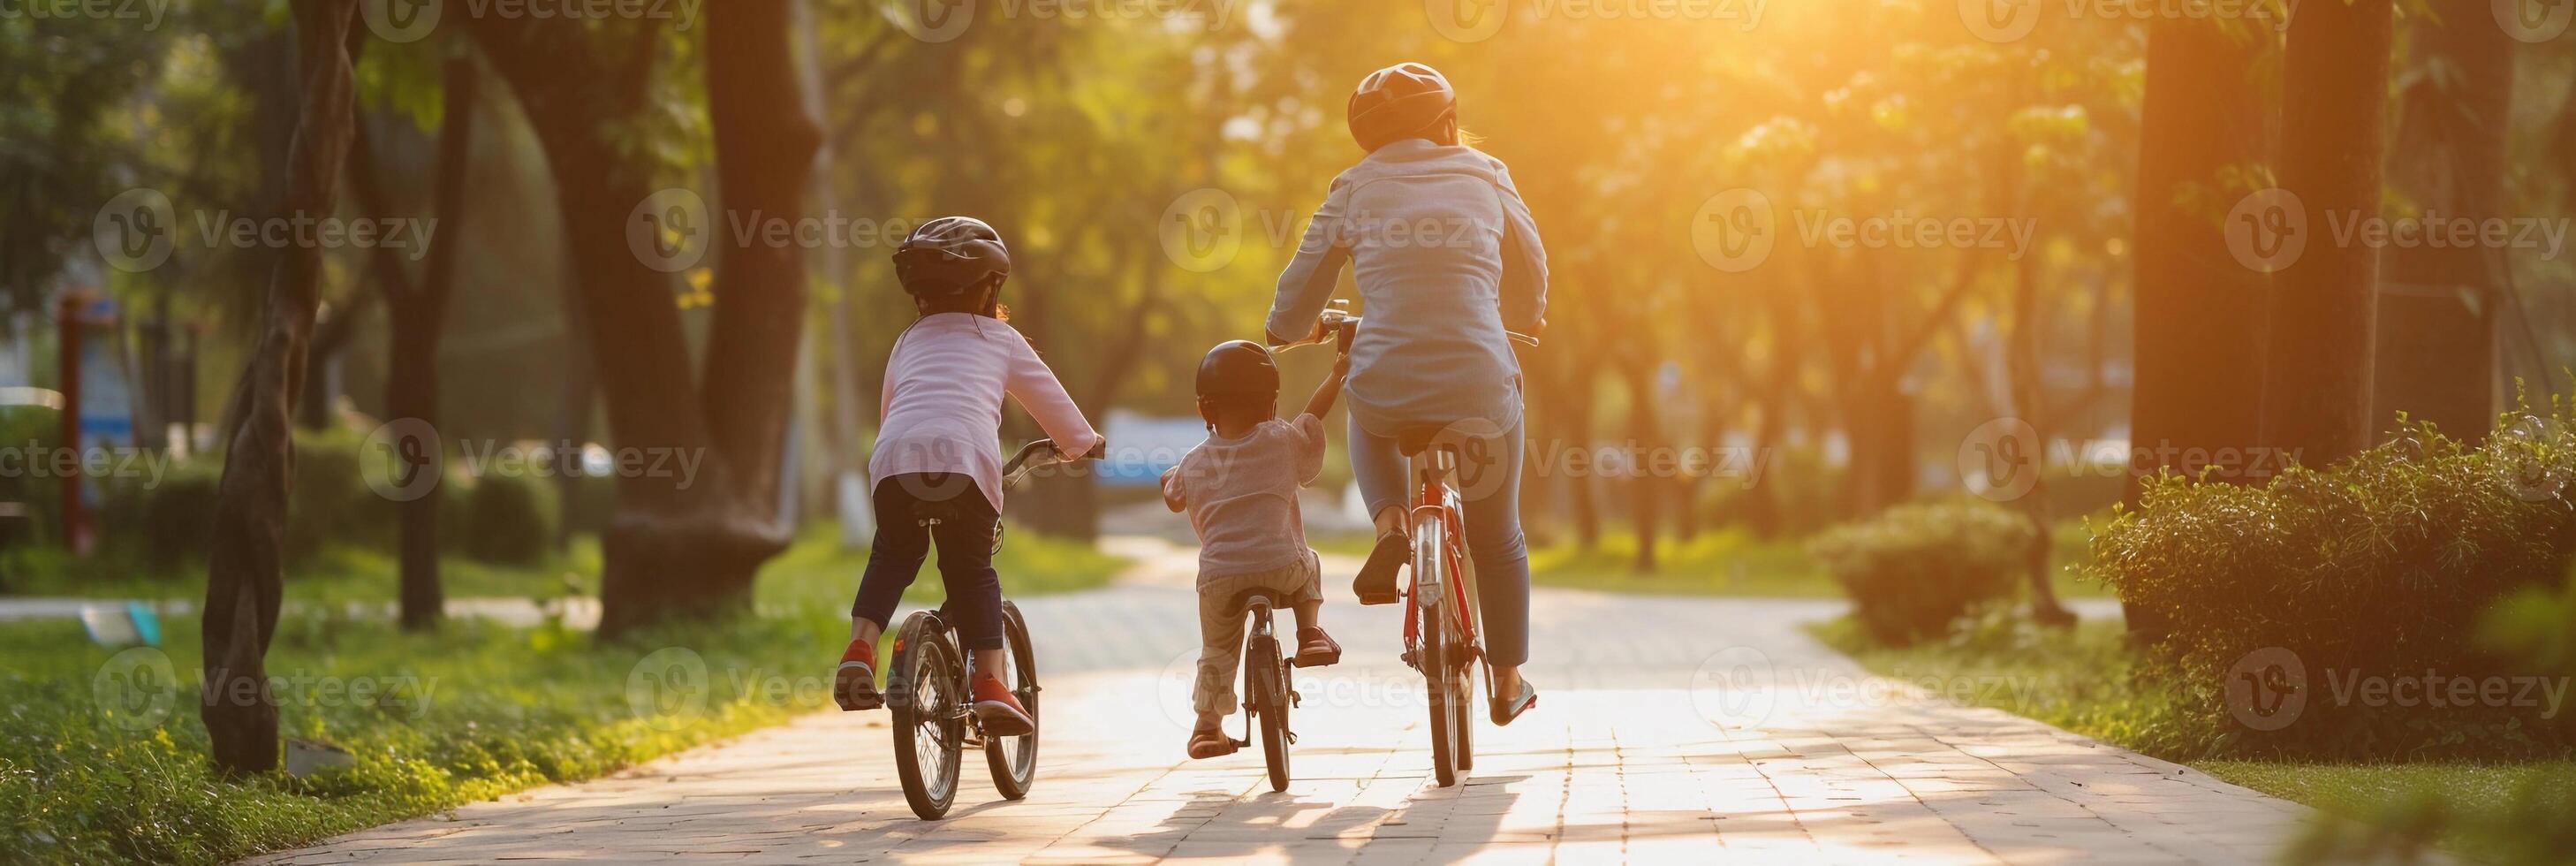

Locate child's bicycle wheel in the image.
[1247,628,1292,792]
[983,600,1039,800]
[890,612,964,820]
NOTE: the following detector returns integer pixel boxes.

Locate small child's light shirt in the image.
[1165,414,1328,579]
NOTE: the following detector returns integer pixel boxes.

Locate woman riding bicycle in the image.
[1266,62,1549,726]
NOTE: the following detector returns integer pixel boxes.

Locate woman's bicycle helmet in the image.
[1346,62,1457,152]
[894,216,1011,299]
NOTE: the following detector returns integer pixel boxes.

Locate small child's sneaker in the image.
[835,638,882,711]
[972,675,1035,736]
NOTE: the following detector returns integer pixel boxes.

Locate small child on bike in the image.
[1159,339,1346,759]
[835,216,1100,739]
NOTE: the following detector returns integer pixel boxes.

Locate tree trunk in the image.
[2005,223,2076,627]
[470,4,819,637]
[1621,359,1661,574]
[2127,19,2275,642]
[389,56,477,631]
[796,0,875,548]
[201,0,358,776]
[2374,0,2511,441]
[1565,379,1601,551]
[2262,0,2392,466]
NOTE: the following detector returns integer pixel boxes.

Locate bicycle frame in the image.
[1399,444,1495,704]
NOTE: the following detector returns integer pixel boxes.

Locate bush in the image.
[1809,498,2034,646]
[2286,571,2576,864]
[0,406,61,546]
[2087,406,2576,759]
[462,472,557,566]
[123,460,223,572]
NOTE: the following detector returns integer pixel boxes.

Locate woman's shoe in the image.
[1352,530,1406,605]
[1490,676,1538,726]
[1293,626,1342,667]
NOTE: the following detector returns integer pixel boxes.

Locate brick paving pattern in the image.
[254,540,2302,864]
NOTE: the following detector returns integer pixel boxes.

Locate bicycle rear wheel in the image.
[1249,629,1291,792]
[890,614,964,820]
[1417,513,1466,788]
[984,600,1039,800]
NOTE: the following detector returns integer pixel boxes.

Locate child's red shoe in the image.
[835,638,882,711]
[971,675,1035,736]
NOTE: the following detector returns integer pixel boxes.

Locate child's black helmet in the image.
[894,216,1011,297]
[1195,340,1279,399]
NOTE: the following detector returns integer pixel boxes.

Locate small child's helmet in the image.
[1195,340,1279,400]
[894,216,1011,298]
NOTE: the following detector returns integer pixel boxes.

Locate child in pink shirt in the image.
[835,217,1098,738]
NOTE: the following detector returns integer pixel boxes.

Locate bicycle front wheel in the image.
[890,614,964,820]
[984,600,1040,800]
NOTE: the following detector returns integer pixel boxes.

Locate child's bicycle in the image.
[883,437,1103,820]
[1276,301,1537,787]
[1211,589,1306,792]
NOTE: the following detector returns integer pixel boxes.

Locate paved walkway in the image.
[252,540,2299,864]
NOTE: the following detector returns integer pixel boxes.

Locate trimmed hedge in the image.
[461,472,557,566]
[2087,408,2576,758]
[1809,498,2034,646]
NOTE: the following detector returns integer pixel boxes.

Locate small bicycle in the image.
[1277,301,1536,787]
[883,437,1102,820]
[1207,589,1302,792]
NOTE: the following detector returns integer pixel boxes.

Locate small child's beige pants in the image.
[1193,551,1322,716]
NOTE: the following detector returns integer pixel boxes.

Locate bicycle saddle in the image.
[1396,423,1454,456]
[1225,587,1289,614]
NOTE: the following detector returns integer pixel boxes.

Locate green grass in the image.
[1520,526,2113,599]
[0,526,1129,863]
[0,539,605,603]
[1807,616,2572,862]
[0,610,848,863]
[4,526,1129,612]
[753,523,1133,612]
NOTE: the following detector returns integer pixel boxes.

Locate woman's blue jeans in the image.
[1347,414,1530,666]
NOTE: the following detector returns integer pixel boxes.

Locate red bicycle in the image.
[1276,301,1536,787]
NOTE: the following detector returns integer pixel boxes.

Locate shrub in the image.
[2285,571,2576,864]
[0,406,61,546]
[123,460,223,572]
[463,471,557,566]
[1809,498,2034,646]
[287,427,396,562]
[2087,406,2576,759]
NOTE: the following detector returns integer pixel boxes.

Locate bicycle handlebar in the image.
[1271,303,1540,352]
[1002,437,1106,487]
